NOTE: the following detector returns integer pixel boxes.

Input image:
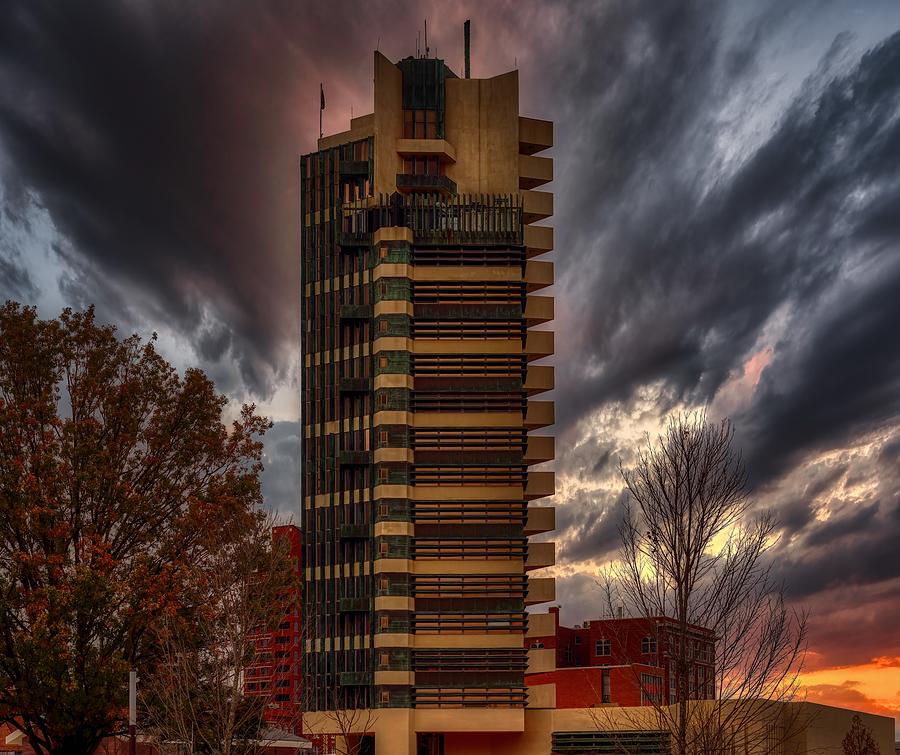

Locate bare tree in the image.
[301,685,377,755]
[595,412,807,755]
[139,513,301,755]
[842,715,881,755]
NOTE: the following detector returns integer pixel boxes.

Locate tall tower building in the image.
[301,48,555,754]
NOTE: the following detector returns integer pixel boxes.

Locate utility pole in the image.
[128,670,137,755]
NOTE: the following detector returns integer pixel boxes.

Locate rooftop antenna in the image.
[424,19,429,58]
[417,30,420,58]
[464,19,471,78]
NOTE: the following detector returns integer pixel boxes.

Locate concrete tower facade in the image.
[300,50,555,754]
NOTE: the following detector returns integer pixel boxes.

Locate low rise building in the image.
[244,525,305,733]
[526,607,715,708]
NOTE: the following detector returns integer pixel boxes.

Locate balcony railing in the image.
[396,173,457,196]
[339,159,370,178]
[340,523,370,540]
[339,304,372,321]
[338,671,372,686]
[342,193,523,247]
[338,377,371,394]
[338,231,370,249]
[338,597,372,613]
[337,450,371,466]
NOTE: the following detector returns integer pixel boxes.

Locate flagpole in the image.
[319,82,323,139]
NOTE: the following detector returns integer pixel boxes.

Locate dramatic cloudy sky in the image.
[2,0,899,730]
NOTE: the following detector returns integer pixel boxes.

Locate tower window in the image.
[402,156,443,176]
[403,109,437,139]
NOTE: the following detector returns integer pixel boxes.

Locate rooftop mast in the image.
[464,19,471,78]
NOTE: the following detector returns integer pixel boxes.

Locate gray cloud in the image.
[547,4,900,495]
[260,420,301,520]
[553,488,625,565]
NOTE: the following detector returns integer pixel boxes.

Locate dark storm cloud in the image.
[0,0,397,398]
[553,489,625,565]
[777,500,900,598]
[547,2,900,493]
[0,254,34,302]
[803,579,900,668]
[760,426,900,605]
[549,0,796,429]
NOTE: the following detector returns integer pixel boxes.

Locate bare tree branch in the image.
[595,411,808,755]
[139,514,301,755]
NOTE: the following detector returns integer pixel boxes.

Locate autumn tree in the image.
[842,714,881,755]
[0,303,271,755]
[597,412,807,754]
[139,515,301,755]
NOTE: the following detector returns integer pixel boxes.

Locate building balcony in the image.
[525,260,554,292]
[338,231,371,249]
[525,541,555,571]
[339,159,370,178]
[525,471,555,500]
[526,576,556,606]
[396,173,457,196]
[525,295,554,325]
[339,304,372,321]
[525,436,555,463]
[414,450,522,467]
[338,597,372,613]
[525,330,554,361]
[396,138,456,163]
[523,190,553,224]
[338,450,372,466]
[415,303,521,321]
[524,225,553,258]
[340,523,370,540]
[519,116,553,156]
[524,506,555,536]
[519,154,553,190]
[524,365,554,395]
[525,400,555,429]
[338,377,371,394]
[342,193,523,247]
[339,671,372,686]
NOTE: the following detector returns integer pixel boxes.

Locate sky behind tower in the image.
[1,0,900,730]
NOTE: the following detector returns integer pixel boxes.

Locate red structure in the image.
[244,525,304,733]
[526,607,716,708]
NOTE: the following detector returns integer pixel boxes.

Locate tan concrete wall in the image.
[445,72,520,195]
[373,52,403,194]
[307,701,895,754]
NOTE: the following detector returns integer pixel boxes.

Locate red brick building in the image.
[244,525,304,732]
[525,607,716,708]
